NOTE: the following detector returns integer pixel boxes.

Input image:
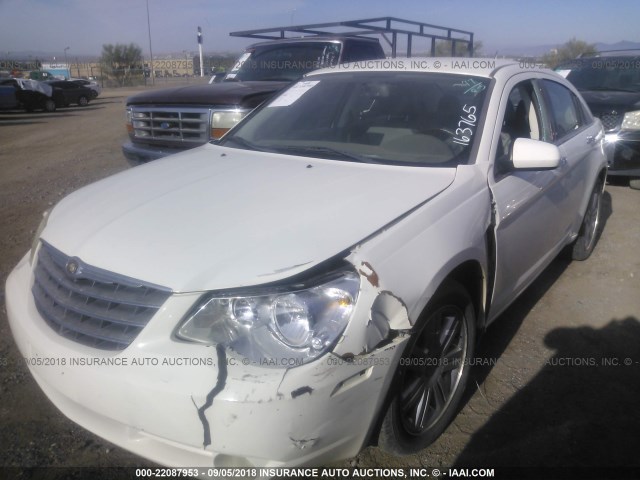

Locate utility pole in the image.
[198,26,204,77]
[64,46,70,79]
[146,0,155,85]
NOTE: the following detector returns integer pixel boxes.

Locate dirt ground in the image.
[1,81,639,479]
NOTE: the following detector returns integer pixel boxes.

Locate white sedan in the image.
[6,58,607,467]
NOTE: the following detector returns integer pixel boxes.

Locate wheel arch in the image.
[364,259,486,449]
[444,260,487,338]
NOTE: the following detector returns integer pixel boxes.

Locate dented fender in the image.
[337,165,492,357]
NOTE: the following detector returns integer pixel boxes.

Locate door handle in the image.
[586,135,596,145]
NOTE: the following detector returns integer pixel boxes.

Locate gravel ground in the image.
[1,80,639,479]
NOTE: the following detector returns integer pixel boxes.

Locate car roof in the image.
[306,57,548,79]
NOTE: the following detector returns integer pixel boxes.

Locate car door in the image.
[537,78,604,228]
[487,75,581,320]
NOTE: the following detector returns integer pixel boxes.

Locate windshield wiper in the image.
[221,136,270,152]
[273,145,387,164]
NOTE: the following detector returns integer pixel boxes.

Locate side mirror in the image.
[511,138,561,170]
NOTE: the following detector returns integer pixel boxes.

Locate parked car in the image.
[6,59,607,468]
[0,78,56,112]
[557,53,640,179]
[69,78,102,98]
[44,80,92,107]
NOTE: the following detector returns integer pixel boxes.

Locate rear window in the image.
[557,57,640,93]
[225,43,342,82]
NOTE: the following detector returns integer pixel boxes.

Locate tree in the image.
[541,38,598,69]
[100,43,143,86]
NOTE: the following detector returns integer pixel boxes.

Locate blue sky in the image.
[1,0,638,58]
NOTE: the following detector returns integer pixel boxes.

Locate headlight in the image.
[211,110,249,139]
[176,269,360,365]
[621,110,640,130]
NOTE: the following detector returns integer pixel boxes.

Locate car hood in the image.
[126,81,290,108]
[42,145,456,292]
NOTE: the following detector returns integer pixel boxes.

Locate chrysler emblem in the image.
[65,258,82,278]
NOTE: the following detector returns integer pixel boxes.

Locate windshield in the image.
[221,72,490,167]
[225,43,341,82]
[557,58,640,92]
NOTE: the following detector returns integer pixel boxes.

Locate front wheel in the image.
[43,99,56,112]
[570,178,604,261]
[378,281,476,454]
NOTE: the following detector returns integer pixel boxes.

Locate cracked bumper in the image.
[6,253,406,467]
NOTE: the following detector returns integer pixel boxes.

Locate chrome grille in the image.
[130,106,210,143]
[32,241,172,351]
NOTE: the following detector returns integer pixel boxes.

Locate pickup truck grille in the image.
[130,106,210,143]
[32,241,172,351]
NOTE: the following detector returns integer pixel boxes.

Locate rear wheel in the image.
[78,95,89,107]
[378,281,475,454]
[570,178,604,261]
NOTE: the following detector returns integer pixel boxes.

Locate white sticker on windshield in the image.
[556,69,571,78]
[268,80,320,107]
[231,52,251,73]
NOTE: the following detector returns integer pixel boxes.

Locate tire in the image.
[570,178,604,261]
[378,280,476,455]
[78,96,89,107]
[43,99,56,112]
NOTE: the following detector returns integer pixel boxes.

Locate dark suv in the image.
[557,54,640,179]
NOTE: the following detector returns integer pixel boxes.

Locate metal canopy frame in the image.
[230,17,474,57]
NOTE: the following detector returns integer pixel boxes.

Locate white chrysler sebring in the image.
[6,59,607,468]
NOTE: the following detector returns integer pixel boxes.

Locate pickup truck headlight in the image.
[621,110,640,130]
[211,110,249,139]
[176,269,360,365]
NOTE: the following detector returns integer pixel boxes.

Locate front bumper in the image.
[604,132,640,176]
[6,253,406,468]
[122,141,201,166]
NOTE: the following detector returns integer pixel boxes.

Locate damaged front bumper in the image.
[6,253,408,467]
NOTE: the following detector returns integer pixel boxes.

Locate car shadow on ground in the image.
[454,316,640,470]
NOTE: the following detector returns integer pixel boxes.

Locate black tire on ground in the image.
[570,178,605,261]
[43,99,56,112]
[378,280,476,455]
[78,96,89,107]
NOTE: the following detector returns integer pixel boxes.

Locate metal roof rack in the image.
[230,17,474,57]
